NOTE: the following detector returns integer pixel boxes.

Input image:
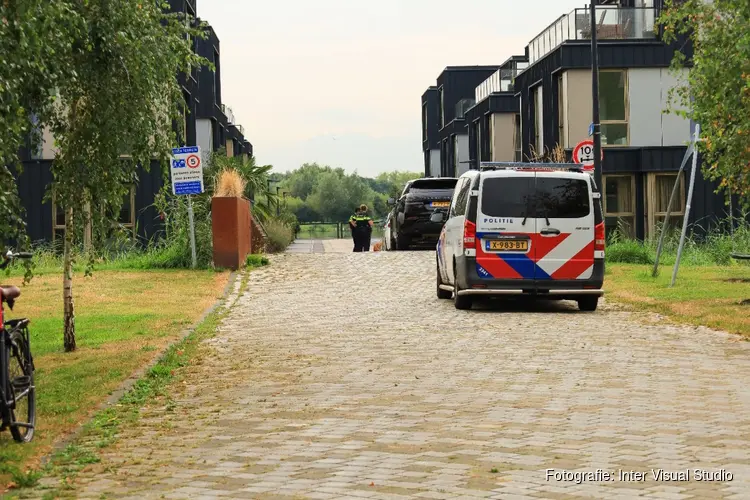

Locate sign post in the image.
[572,139,603,173]
[170,146,204,269]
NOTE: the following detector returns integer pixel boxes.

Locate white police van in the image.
[432,162,605,311]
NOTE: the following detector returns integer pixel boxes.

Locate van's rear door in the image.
[475,172,537,280]
[534,173,595,280]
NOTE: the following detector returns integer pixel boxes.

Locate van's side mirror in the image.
[430,212,446,223]
[387,197,395,205]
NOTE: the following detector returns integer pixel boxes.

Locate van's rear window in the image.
[480,178,533,217]
[536,178,590,218]
[410,179,458,191]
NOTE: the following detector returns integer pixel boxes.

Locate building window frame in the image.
[513,113,522,162]
[52,185,137,243]
[533,85,544,156]
[599,69,629,147]
[646,172,686,239]
[603,174,636,238]
[557,75,566,148]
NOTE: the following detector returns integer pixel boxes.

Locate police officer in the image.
[349,204,374,252]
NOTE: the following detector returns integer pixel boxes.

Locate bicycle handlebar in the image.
[0,250,33,270]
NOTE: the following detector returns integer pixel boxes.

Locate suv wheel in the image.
[577,296,599,312]
[453,264,472,310]
[436,265,451,299]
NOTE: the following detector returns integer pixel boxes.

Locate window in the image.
[450,178,468,218]
[489,115,495,160]
[534,86,544,155]
[536,178,590,219]
[116,186,136,239]
[647,172,685,238]
[480,177,534,218]
[452,134,459,176]
[599,70,629,146]
[476,120,482,165]
[604,174,636,238]
[52,194,67,245]
[439,87,445,128]
[422,102,428,140]
[513,114,522,162]
[557,75,566,148]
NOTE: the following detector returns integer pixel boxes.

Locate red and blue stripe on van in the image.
[475,231,594,280]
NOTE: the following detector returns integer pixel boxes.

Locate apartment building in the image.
[15,0,253,245]
[421,66,501,178]
[421,0,742,240]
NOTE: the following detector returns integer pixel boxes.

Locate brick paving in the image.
[41,246,750,499]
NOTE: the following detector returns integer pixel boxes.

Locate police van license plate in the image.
[486,239,528,251]
[430,201,450,208]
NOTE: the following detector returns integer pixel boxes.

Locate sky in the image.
[197,0,586,177]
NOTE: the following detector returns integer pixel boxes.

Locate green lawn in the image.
[606,263,750,336]
[0,267,229,485]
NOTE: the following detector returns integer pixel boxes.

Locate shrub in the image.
[214,168,246,198]
[606,240,654,264]
[246,254,269,268]
[264,218,294,253]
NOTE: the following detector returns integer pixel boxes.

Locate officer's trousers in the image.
[353,231,371,252]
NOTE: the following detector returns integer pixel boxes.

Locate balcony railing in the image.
[528,7,657,64]
[455,98,475,120]
[222,104,235,125]
[475,62,529,102]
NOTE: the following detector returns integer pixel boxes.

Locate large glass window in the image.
[604,174,635,238]
[647,172,685,238]
[514,114,522,161]
[534,86,544,155]
[536,178,590,219]
[480,177,534,218]
[599,70,629,146]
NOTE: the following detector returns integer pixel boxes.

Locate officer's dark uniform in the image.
[349,211,372,252]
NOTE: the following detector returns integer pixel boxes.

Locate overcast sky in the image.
[197,0,586,177]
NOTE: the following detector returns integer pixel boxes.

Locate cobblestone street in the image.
[59,242,750,499]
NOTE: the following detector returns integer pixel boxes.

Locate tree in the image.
[0,1,79,255]
[660,0,750,204]
[285,162,332,200]
[45,1,207,351]
[375,170,423,200]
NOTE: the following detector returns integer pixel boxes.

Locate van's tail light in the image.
[463,220,476,247]
[595,222,605,252]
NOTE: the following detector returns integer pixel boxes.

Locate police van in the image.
[432,162,605,311]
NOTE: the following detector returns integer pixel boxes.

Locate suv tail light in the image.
[463,220,476,247]
[594,222,605,252]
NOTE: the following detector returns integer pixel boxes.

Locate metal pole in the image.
[591,1,603,193]
[187,195,197,269]
[671,124,700,287]
[651,142,695,277]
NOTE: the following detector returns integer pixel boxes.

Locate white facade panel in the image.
[628,68,663,147]
[661,68,691,146]
[196,119,214,164]
[456,134,470,175]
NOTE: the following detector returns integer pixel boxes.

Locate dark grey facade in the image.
[421,87,440,177]
[435,66,501,177]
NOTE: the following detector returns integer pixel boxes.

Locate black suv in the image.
[388,177,458,250]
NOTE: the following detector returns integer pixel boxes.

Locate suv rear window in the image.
[536,178,590,219]
[409,179,457,192]
[480,177,533,217]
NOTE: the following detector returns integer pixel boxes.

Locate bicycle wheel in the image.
[7,327,35,443]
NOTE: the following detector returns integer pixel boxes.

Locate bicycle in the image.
[0,250,35,442]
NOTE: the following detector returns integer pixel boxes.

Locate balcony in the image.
[222,104,235,125]
[528,7,657,64]
[455,98,475,120]
[475,62,529,102]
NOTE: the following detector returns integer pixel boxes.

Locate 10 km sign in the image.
[572,139,603,172]
[170,146,204,196]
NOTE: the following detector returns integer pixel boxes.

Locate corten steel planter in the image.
[212,197,252,270]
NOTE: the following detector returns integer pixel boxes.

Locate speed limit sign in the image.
[572,139,603,172]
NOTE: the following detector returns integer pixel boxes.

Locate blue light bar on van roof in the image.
[479,162,585,172]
